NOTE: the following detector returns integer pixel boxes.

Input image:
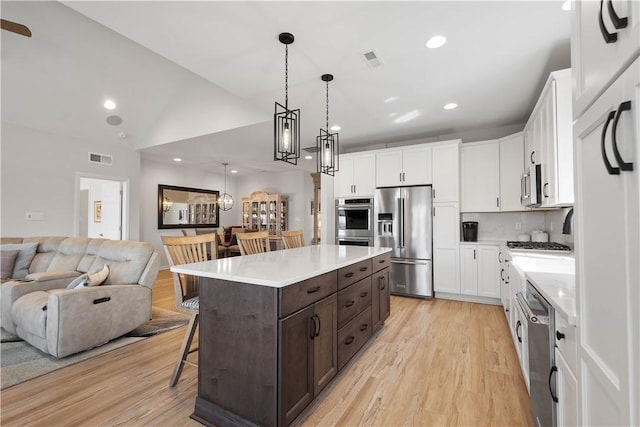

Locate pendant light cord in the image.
[325,80,329,131]
[284,44,289,109]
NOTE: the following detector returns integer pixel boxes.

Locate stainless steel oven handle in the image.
[336,204,372,210]
[391,259,428,266]
[515,292,548,324]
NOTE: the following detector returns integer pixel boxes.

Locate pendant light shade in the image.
[218,163,234,211]
[274,32,301,165]
[316,74,339,176]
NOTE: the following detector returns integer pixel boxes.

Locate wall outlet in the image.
[25,212,44,221]
[515,222,522,230]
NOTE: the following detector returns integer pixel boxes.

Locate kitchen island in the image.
[171,245,392,427]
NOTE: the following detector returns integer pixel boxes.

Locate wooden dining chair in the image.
[161,233,218,387]
[194,228,226,258]
[282,229,304,249]
[235,230,271,255]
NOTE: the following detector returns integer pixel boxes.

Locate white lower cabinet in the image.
[555,348,579,427]
[513,295,529,392]
[459,244,500,298]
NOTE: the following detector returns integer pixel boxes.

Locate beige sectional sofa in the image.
[1,237,160,357]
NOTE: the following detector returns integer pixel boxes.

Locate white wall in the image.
[140,157,238,267]
[236,170,315,245]
[0,123,141,239]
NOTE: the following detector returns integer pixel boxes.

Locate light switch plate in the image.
[25,212,44,221]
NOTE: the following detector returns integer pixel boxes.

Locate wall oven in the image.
[335,198,374,245]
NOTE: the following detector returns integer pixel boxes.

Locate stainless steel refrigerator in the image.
[374,185,433,298]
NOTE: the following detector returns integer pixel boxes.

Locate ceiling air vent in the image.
[88,152,113,166]
[362,50,383,68]
[303,146,319,153]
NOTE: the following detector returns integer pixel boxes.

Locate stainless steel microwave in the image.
[521,164,542,208]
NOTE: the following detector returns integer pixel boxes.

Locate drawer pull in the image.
[516,320,522,343]
[345,336,355,345]
[359,292,368,298]
[556,330,565,341]
[344,272,355,278]
[359,267,368,272]
[549,366,558,403]
[306,286,321,294]
[598,0,618,43]
[93,297,111,305]
[359,323,369,332]
[612,101,634,172]
[345,300,355,308]
[378,259,386,264]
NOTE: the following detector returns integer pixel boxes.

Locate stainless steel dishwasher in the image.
[516,281,556,427]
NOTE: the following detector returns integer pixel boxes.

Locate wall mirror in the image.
[158,184,219,229]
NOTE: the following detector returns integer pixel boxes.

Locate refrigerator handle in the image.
[397,197,402,248]
[401,197,406,248]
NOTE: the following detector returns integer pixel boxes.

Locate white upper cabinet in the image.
[498,133,524,211]
[432,141,460,203]
[572,0,640,118]
[461,140,500,212]
[334,153,376,197]
[375,145,432,187]
[523,69,573,207]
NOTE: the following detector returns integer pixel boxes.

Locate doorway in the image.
[77,176,128,240]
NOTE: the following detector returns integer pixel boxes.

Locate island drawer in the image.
[338,259,372,290]
[337,276,372,328]
[338,306,372,370]
[279,271,337,318]
[372,252,391,273]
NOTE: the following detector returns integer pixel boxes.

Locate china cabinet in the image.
[241,191,288,235]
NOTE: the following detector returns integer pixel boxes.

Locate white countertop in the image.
[526,272,576,325]
[508,250,576,325]
[170,245,392,288]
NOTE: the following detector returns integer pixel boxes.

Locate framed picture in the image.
[94,201,102,223]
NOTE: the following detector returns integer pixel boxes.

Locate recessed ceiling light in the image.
[426,35,447,49]
[444,103,458,110]
[104,99,116,110]
[384,96,399,103]
[230,169,238,174]
[173,158,182,162]
[117,131,127,139]
[561,0,571,11]
[330,125,341,131]
[305,155,313,160]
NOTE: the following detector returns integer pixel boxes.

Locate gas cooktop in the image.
[506,241,572,251]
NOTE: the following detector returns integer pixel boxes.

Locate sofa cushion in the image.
[76,239,106,273]
[23,237,67,273]
[1,250,19,280]
[46,238,92,272]
[0,243,38,279]
[89,240,153,285]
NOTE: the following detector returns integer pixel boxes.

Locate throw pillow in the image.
[87,264,109,286]
[0,250,19,280]
[0,243,38,279]
[66,273,89,289]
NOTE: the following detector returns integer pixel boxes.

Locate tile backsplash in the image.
[460,208,574,247]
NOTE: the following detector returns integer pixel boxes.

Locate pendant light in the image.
[274,32,300,165]
[316,73,339,176]
[218,163,234,211]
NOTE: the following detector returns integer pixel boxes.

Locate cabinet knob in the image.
[556,330,565,341]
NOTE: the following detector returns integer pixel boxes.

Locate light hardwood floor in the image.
[1,269,533,426]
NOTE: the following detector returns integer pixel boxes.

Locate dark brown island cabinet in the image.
[185,247,391,427]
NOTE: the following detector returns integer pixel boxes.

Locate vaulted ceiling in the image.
[1,1,570,175]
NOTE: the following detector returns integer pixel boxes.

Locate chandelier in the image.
[218,163,234,211]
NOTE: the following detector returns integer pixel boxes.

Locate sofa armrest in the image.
[24,271,81,282]
[1,276,79,334]
[45,285,152,357]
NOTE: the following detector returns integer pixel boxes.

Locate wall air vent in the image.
[362,50,383,68]
[88,152,113,166]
